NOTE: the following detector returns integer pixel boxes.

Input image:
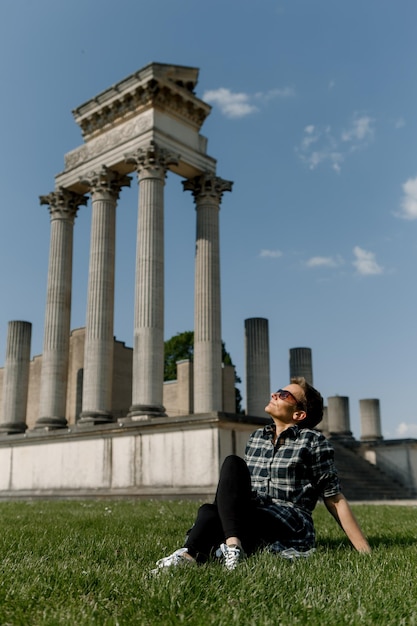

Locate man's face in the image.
[264,384,306,423]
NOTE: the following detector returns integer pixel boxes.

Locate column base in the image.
[78,411,115,425]
[127,404,167,418]
[33,416,68,430]
[0,421,27,435]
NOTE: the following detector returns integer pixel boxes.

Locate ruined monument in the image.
[0,63,416,499]
[0,63,264,498]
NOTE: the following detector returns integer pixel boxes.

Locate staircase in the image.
[331,440,414,501]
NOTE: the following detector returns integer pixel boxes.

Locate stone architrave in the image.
[125,142,178,418]
[0,321,32,434]
[35,189,87,430]
[79,167,131,424]
[183,174,232,414]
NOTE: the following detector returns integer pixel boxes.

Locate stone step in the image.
[331,440,413,501]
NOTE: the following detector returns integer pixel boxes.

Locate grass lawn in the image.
[0,499,415,625]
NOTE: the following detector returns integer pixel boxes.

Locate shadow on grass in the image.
[317,535,416,550]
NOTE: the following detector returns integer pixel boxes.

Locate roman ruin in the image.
[0,63,416,499]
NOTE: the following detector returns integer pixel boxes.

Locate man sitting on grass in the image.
[152,377,371,572]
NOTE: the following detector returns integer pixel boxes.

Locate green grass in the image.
[0,500,415,625]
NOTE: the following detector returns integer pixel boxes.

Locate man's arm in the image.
[324,493,371,553]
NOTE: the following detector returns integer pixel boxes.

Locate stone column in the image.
[35,189,87,429]
[79,167,130,424]
[176,360,193,415]
[183,174,232,414]
[360,398,383,441]
[289,347,313,385]
[0,321,32,434]
[222,364,236,413]
[245,317,270,417]
[327,395,353,438]
[125,142,178,418]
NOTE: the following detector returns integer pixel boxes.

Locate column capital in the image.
[40,187,88,221]
[125,140,179,177]
[80,166,131,200]
[183,173,233,204]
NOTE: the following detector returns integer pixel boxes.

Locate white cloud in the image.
[397,176,417,220]
[203,85,295,118]
[296,113,375,173]
[259,249,283,258]
[352,246,383,275]
[203,88,258,118]
[332,158,342,174]
[301,125,319,151]
[396,422,417,437]
[395,117,405,129]
[306,255,341,268]
[296,124,343,172]
[342,115,374,143]
[306,151,324,169]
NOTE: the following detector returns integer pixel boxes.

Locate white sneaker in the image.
[279,547,316,560]
[219,543,246,571]
[151,547,195,574]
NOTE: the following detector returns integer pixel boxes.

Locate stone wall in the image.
[361,439,417,495]
[0,414,260,499]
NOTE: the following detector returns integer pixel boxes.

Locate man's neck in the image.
[272,421,294,439]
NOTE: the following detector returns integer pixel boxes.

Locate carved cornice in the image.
[74,77,211,142]
[125,140,179,175]
[40,188,88,221]
[183,173,233,204]
[80,166,131,200]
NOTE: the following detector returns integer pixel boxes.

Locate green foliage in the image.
[164,331,195,382]
[164,331,243,413]
[0,500,416,625]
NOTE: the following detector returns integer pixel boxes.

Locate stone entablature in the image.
[58,63,216,191]
[73,63,210,141]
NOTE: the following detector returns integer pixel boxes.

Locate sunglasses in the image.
[275,389,305,408]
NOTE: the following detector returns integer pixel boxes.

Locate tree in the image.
[164,330,194,382]
[164,331,243,413]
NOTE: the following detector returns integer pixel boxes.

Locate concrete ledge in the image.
[0,486,216,501]
[0,412,261,499]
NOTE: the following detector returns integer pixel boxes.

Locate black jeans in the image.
[184,455,292,562]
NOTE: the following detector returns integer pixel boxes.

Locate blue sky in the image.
[1,0,417,439]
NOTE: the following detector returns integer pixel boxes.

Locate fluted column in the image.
[79,167,130,424]
[183,173,232,414]
[360,399,383,441]
[125,142,178,418]
[245,318,270,417]
[35,189,87,430]
[0,321,32,434]
[327,395,353,438]
[289,347,313,385]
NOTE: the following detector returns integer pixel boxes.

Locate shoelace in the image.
[223,545,241,570]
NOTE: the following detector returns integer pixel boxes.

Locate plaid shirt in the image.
[245,423,341,551]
